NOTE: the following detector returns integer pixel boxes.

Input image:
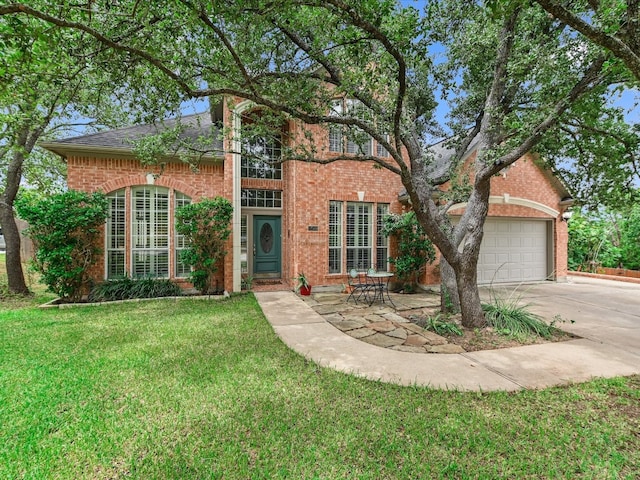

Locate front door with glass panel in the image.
[253,216,281,278]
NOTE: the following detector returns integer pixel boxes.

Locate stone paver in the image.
[349,327,376,339]
[307,290,462,354]
[404,334,429,347]
[329,319,368,331]
[383,312,410,323]
[361,333,405,348]
[387,328,408,340]
[369,321,396,333]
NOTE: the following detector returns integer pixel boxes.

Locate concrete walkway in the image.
[255,277,640,391]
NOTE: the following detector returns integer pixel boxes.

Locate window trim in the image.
[328,200,390,274]
[328,201,343,274]
[106,189,126,279]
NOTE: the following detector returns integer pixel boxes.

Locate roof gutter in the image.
[39,142,224,163]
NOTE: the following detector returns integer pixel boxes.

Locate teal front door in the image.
[253,216,281,277]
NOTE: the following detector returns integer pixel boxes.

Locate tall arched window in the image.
[106,187,191,279]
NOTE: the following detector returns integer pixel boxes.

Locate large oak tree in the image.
[1,0,635,326]
[0,9,177,294]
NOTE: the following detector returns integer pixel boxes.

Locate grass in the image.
[0,253,56,309]
[0,295,639,478]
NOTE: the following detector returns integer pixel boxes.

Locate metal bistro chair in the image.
[346,268,370,304]
[365,268,396,308]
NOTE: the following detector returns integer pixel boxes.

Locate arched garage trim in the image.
[449,195,559,218]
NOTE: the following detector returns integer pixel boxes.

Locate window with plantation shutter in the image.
[105,186,192,280]
[328,201,342,273]
[346,202,372,271]
[131,186,170,278]
[174,192,191,278]
[106,189,126,279]
[327,201,389,274]
[376,204,390,271]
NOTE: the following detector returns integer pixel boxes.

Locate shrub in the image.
[16,190,109,302]
[567,211,620,271]
[175,197,233,294]
[380,212,436,291]
[88,276,182,302]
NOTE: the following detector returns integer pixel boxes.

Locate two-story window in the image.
[328,99,389,157]
[329,201,389,273]
[241,133,282,179]
[240,125,284,278]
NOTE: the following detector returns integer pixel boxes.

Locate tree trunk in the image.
[440,257,460,313]
[0,205,29,294]
[1,129,37,295]
[456,257,486,328]
[446,173,492,328]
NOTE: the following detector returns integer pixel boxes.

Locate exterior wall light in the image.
[561,210,573,222]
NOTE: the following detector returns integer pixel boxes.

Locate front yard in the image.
[1,293,639,478]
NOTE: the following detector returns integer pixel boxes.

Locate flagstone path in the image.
[299,291,467,354]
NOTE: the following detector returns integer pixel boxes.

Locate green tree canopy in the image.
[2,0,638,326]
[0,9,160,294]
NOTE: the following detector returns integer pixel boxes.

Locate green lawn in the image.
[1,295,638,479]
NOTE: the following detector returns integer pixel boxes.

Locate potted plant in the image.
[295,272,312,296]
[342,282,355,294]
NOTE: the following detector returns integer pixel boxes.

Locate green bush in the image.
[175,197,233,294]
[567,211,620,271]
[16,190,109,302]
[88,277,182,302]
[380,211,436,291]
[619,205,640,270]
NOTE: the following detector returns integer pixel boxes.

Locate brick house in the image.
[41,99,572,293]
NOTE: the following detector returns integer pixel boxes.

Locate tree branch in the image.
[482,54,609,180]
[534,0,640,81]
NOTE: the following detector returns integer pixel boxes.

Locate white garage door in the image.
[477,218,549,284]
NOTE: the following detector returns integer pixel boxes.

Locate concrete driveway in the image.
[481,276,640,355]
[466,276,640,389]
[257,276,640,391]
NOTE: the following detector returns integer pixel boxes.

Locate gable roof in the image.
[398,136,572,203]
[40,112,223,160]
[423,136,480,181]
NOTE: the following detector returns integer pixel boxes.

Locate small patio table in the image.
[366,271,395,308]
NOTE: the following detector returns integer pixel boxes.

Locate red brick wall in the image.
[67,113,568,291]
[67,157,224,199]
[281,120,405,288]
[67,156,229,289]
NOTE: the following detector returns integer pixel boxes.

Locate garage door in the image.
[477,218,549,284]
